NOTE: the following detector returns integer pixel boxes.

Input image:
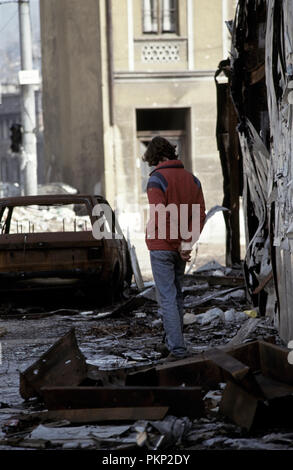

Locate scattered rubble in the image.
[0,260,292,450]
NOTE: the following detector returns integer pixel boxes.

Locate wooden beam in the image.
[46,406,169,423]
[204,348,264,398]
[41,386,204,418]
[127,341,261,387]
[219,380,260,430]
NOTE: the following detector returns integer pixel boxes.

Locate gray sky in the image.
[0,0,40,49]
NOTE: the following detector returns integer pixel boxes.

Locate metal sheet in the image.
[19,328,88,399]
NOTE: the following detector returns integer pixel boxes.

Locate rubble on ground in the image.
[0,260,292,450]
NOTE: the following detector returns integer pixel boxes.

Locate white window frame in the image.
[142,0,178,35]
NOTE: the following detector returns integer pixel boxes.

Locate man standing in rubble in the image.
[143,136,206,361]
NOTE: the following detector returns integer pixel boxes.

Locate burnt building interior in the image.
[216,0,293,344]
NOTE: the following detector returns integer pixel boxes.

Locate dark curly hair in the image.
[142,136,177,166]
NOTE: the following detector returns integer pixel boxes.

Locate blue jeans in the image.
[150,250,187,357]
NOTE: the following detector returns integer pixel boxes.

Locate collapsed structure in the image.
[216,0,293,343]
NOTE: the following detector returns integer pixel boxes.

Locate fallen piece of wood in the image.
[41,386,204,418]
[204,348,264,398]
[220,375,293,431]
[220,380,260,431]
[46,407,169,423]
[19,328,88,399]
[127,339,292,389]
[127,341,261,387]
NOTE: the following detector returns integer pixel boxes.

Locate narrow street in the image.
[0,260,290,451]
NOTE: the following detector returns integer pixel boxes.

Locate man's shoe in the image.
[159,352,189,363]
[155,343,170,358]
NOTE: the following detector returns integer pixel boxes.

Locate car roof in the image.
[0,194,108,206]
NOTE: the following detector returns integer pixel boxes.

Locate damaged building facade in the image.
[40,0,237,222]
[217,0,293,343]
[0,85,44,194]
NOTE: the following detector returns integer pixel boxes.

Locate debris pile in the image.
[0,260,292,450]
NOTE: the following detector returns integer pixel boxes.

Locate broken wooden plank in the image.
[204,348,264,398]
[205,348,250,381]
[19,328,88,399]
[46,406,169,423]
[127,341,261,387]
[41,386,204,418]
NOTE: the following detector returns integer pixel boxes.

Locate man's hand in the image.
[179,249,192,262]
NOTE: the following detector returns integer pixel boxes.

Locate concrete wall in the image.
[113,77,221,211]
[40,0,235,213]
[40,0,105,194]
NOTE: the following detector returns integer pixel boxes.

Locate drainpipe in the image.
[106,0,114,126]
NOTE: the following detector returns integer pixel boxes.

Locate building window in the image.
[142,0,178,34]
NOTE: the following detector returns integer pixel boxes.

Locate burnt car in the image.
[0,194,132,298]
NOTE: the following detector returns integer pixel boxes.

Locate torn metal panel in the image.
[19,329,88,399]
[220,0,280,328]
[265,0,293,342]
[225,0,293,342]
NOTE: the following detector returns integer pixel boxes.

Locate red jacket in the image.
[146,160,206,251]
